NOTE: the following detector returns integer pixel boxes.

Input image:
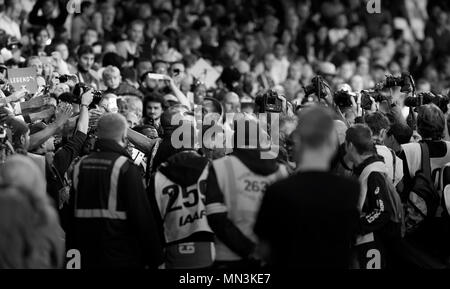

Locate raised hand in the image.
[55,102,73,127]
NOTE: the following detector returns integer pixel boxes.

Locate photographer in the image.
[28,90,93,210]
[400,104,450,267]
[333,88,357,126]
[364,112,404,187]
[345,124,394,269]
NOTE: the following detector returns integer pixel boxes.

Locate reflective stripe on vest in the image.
[73,156,128,220]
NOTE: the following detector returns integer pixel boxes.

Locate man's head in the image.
[160,104,193,139]
[99,93,119,113]
[77,45,95,71]
[145,16,161,38]
[125,112,140,128]
[154,36,170,56]
[263,15,279,35]
[274,42,286,59]
[288,62,302,81]
[120,95,143,119]
[41,0,56,18]
[52,83,70,97]
[243,33,256,52]
[222,92,241,113]
[364,111,390,144]
[128,20,145,44]
[5,0,22,20]
[153,60,169,75]
[96,113,128,146]
[345,124,376,164]
[136,59,152,81]
[35,27,50,48]
[418,104,445,140]
[5,117,30,153]
[27,56,43,76]
[80,0,95,16]
[102,66,121,90]
[385,122,413,152]
[416,79,431,93]
[0,154,47,200]
[54,42,69,60]
[82,28,99,46]
[263,53,275,71]
[294,106,337,163]
[101,3,116,27]
[144,94,165,121]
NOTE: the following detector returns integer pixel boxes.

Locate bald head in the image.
[0,154,46,201]
[97,113,128,143]
[223,92,240,113]
[295,105,336,149]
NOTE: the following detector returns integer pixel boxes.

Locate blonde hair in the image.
[102,65,121,81]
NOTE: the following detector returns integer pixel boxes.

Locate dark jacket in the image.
[353,155,392,236]
[46,130,87,209]
[66,139,163,268]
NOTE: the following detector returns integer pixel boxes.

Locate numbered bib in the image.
[155,167,212,243]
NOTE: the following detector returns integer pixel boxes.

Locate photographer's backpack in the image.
[401,143,449,268]
[405,143,441,234]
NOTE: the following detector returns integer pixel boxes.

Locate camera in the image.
[360,90,390,111]
[382,72,415,93]
[303,76,330,99]
[333,90,355,109]
[405,92,450,113]
[67,83,103,105]
[404,92,434,108]
[255,89,283,113]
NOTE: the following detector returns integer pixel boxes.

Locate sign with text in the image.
[8,67,38,93]
[188,58,221,88]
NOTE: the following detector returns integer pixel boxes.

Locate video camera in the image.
[303,76,330,99]
[255,89,283,113]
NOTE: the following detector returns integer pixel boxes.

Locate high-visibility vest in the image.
[154,165,213,243]
[211,155,288,261]
[72,155,128,220]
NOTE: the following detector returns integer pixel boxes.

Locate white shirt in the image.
[0,13,21,40]
[270,57,290,85]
